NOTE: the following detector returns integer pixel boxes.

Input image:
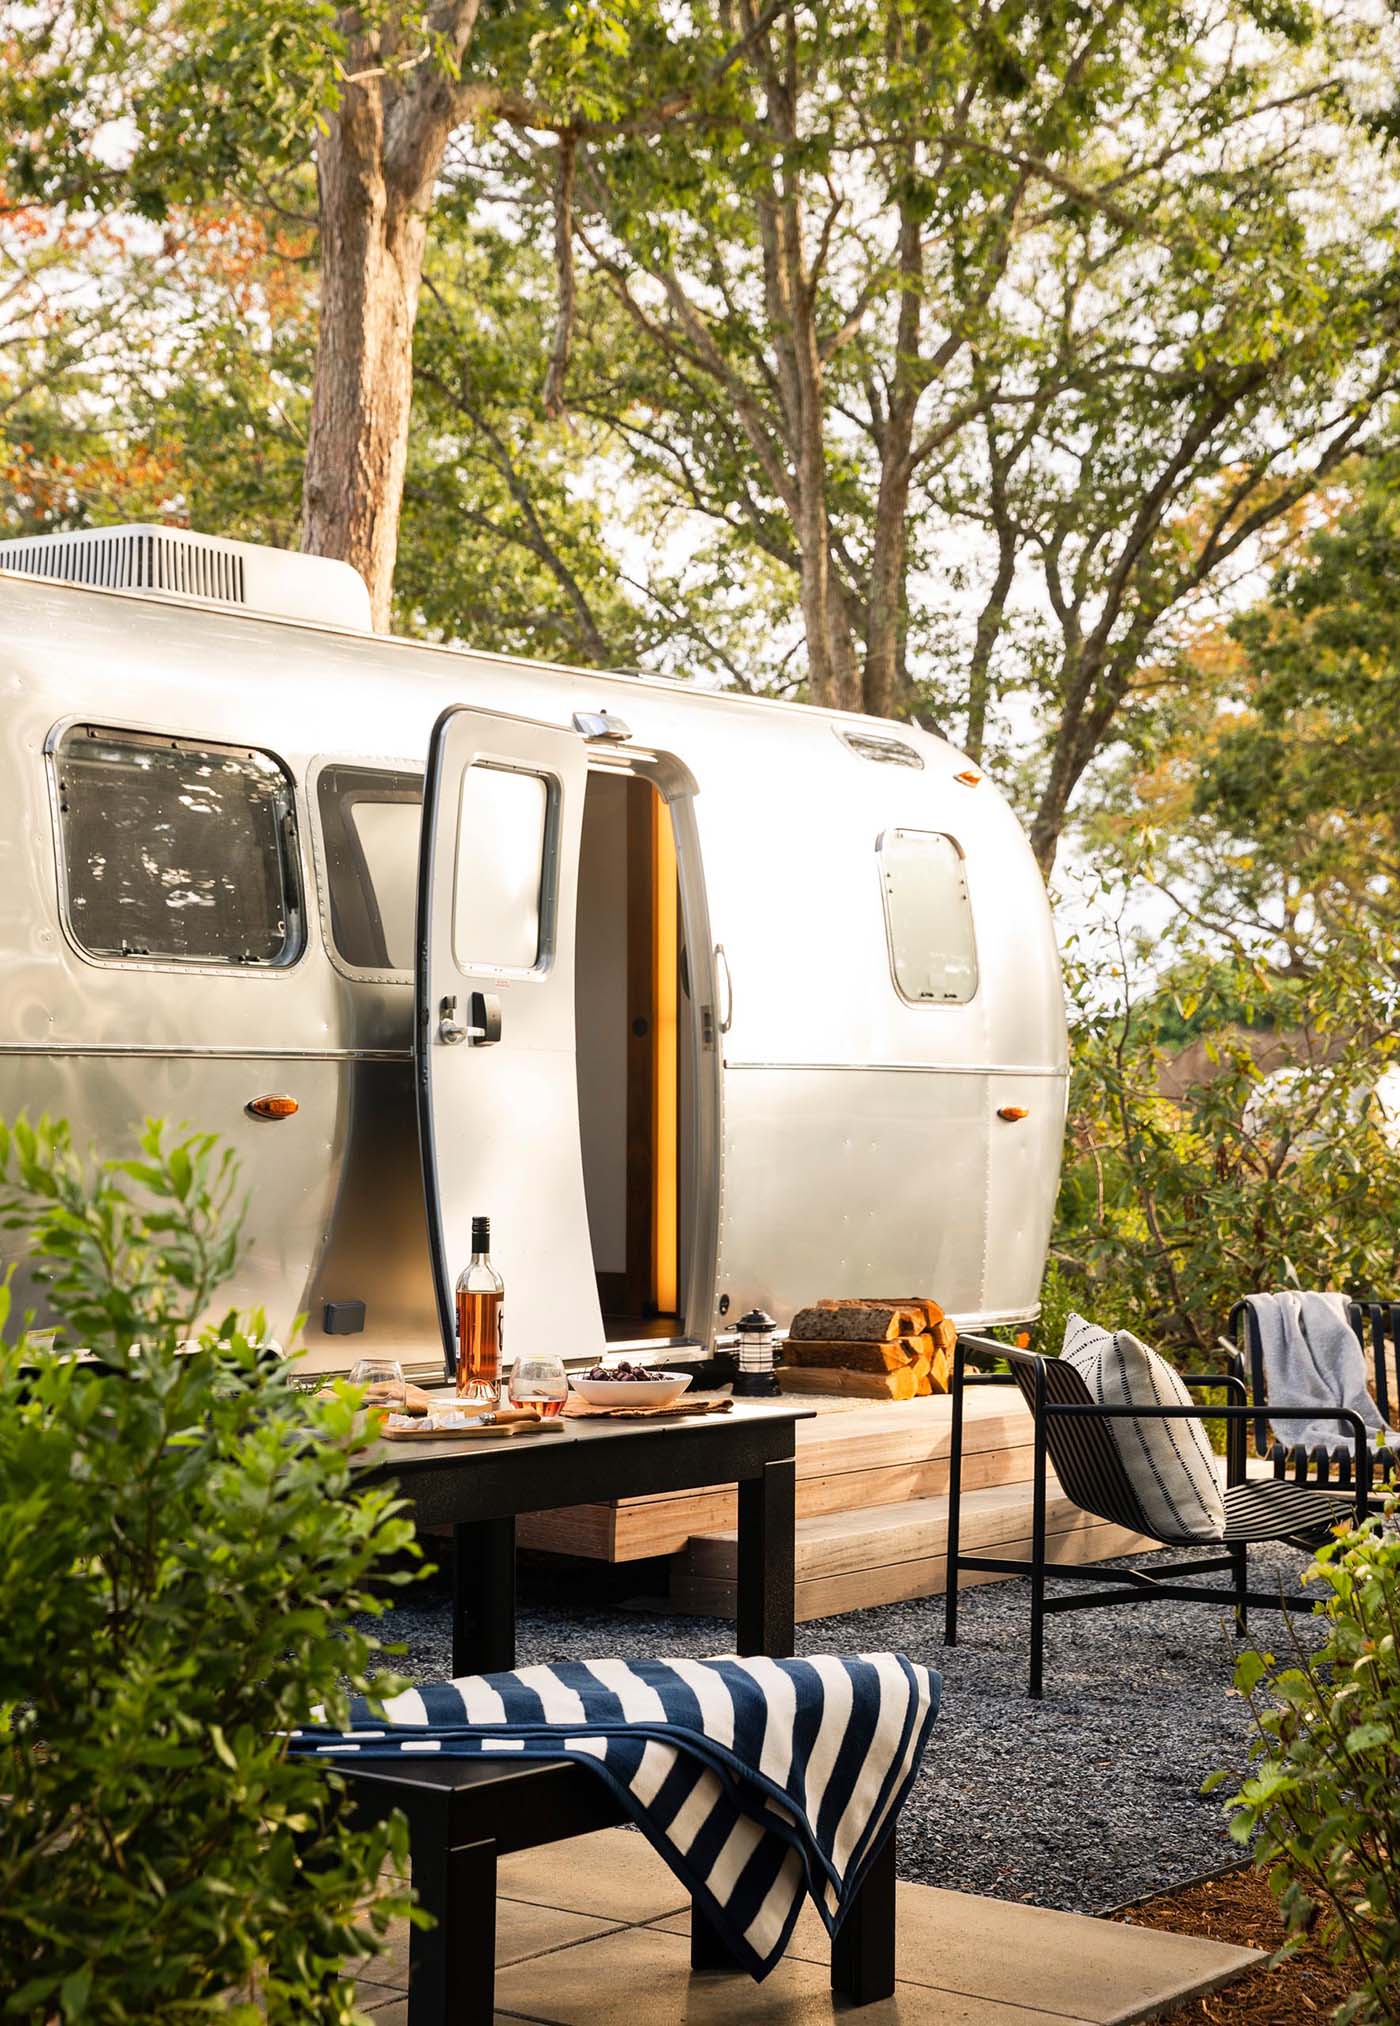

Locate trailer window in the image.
[453,762,553,973]
[316,764,422,972]
[879,829,978,1004]
[53,726,303,967]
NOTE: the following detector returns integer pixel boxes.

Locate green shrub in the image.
[0,1116,420,2024]
[1209,1514,1400,2023]
[1052,938,1400,1357]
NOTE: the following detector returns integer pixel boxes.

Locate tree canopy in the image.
[4,0,1400,865]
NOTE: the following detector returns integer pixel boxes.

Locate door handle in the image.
[468,990,502,1046]
[438,992,503,1045]
[713,944,733,1035]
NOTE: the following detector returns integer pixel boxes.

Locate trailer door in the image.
[416,705,602,1372]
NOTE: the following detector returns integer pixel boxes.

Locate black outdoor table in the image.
[357,1397,813,1674]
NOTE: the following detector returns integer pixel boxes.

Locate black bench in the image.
[341,1752,898,2021]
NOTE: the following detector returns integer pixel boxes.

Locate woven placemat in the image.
[563,1393,734,1422]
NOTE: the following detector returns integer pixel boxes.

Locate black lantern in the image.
[733,1308,780,1397]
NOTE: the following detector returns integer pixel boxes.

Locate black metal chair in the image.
[1227,1297,1400,1492]
[944,1334,1376,1698]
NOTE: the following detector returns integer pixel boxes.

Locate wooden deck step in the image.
[672,1478,1158,1622]
[517,1391,1038,1563]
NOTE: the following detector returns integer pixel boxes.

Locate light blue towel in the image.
[1246,1291,1392,1457]
[291,1652,939,1979]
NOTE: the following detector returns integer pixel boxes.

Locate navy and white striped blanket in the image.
[291,1652,938,1979]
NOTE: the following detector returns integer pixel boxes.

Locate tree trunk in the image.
[301,3,485,630]
[739,0,859,708]
[794,497,841,704]
[1029,750,1076,875]
[963,528,1015,761]
[302,93,427,630]
[863,130,924,722]
[864,454,911,718]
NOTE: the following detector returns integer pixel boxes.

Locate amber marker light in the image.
[997,1105,1030,1121]
[954,769,981,785]
[246,1094,299,1121]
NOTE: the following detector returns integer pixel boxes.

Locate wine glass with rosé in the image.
[507,1351,569,1417]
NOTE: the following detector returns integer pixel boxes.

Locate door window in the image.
[52,724,303,966]
[879,828,978,1003]
[452,762,555,974]
[315,763,422,972]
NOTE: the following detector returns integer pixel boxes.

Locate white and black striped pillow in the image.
[1061,1313,1224,1542]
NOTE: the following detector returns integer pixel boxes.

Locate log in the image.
[818,1295,945,1328]
[781,1335,928,1374]
[789,1303,926,1343]
[779,1365,920,1401]
[931,1316,957,1356]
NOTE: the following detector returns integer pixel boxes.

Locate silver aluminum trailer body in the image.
[0,543,1068,1374]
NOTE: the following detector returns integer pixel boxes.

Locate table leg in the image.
[452,1515,516,1678]
[691,1896,739,1972]
[409,1828,497,2025]
[736,1455,796,1658]
[831,1827,897,2003]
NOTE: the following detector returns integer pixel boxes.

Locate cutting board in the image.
[377,1407,565,1442]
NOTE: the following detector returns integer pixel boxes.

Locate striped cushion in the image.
[1061,1314,1224,1542]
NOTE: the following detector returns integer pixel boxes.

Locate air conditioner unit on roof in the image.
[0,524,372,630]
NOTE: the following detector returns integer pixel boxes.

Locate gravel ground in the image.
[369,1542,1325,1916]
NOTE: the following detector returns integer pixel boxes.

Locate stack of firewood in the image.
[778,1298,956,1399]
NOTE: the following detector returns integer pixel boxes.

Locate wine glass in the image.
[507,1351,569,1418]
[349,1356,406,1411]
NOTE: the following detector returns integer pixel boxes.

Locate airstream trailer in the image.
[0,525,1068,1375]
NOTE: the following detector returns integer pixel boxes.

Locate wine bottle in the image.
[455,1215,503,1403]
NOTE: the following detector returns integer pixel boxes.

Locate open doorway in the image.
[575,767,690,1343]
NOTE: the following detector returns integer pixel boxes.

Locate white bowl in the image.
[569,1370,694,1409]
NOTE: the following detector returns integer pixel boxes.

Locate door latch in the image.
[438,995,469,1045]
[438,992,503,1045]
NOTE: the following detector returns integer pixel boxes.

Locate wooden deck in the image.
[517,1391,1158,1621]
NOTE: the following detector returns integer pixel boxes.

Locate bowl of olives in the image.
[568,1361,694,1409]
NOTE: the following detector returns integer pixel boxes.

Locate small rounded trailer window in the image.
[879,829,978,1004]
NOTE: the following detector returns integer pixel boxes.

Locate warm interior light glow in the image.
[651,794,679,1315]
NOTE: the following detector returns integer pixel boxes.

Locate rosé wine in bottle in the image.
[455,1215,502,1404]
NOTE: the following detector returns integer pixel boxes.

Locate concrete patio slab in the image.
[353,1827,1259,2024]
[354,2006,514,2025]
[497,1826,689,1923]
[652,1884,1258,2023]
[491,1924,1096,2023]
[363,1894,625,1991]
[353,1981,405,2013]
